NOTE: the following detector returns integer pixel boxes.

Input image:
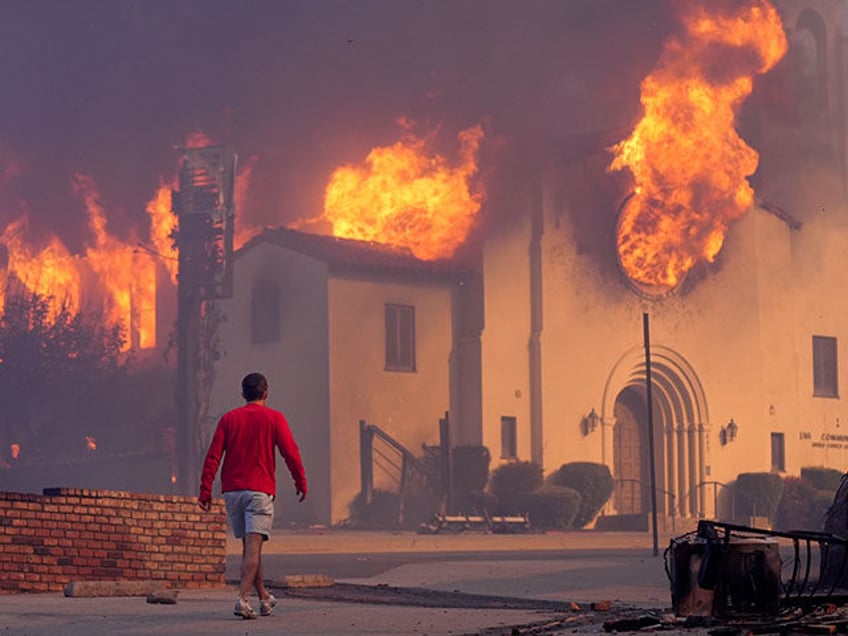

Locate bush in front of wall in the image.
[347,489,399,528]
[733,472,784,523]
[525,485,582,530]
[774,476,834,532]
[546,462,614,528]
[490,461,543,513]
[800,466,844,493]
[452,445,492,514]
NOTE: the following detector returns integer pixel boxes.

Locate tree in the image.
[0,290,127,463]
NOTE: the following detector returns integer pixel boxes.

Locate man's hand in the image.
[197,498,211,512]
[296,487,307,502]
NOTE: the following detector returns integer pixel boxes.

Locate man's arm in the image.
[197,419,226,510]
[275,416,307,501]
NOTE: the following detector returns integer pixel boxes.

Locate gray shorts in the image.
[223,490,275,540]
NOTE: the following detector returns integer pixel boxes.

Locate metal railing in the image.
[359,420,432,525]
[685,480,764,521]
[614,478,677,516]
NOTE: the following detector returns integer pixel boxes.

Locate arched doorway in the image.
[602,345,710,518]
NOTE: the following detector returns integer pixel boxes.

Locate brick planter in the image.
[0,488,227,593]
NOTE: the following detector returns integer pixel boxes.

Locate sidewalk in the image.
[0,529,682,636]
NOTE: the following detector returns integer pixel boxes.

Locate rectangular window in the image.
[500,416,517,459]
[813,335,838,397]
[385,304,415,372]
[251,280,281,344]
[770,432,785,473]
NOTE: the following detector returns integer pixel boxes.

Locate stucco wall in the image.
[209,242,331,525]
[481,215,533,469]
[480,155,848,518]
[327,276,454,523]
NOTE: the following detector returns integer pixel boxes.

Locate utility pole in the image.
[172,146,237,496]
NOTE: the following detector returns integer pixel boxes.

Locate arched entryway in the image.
[602,345,711,518]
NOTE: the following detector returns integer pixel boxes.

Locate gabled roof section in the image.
[237,226,468,279]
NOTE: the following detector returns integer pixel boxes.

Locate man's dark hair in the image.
[242,372,268,402]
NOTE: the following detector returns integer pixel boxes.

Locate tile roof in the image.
[236,226,469,279]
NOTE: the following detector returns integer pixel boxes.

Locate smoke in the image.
[0,0,673,251]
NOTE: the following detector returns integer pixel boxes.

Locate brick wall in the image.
[0,488,227,593]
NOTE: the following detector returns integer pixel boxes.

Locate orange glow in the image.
[10,444,19,460]
[146,181,178,285]
[0,217,81,321]
[322,124,485,260]
[85,436,96,451]
[73,175,158,349]
[608,1,787,292]
[171,474,177,484]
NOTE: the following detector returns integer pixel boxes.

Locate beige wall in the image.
[480,158,848,517]
[481,215,533,469]
[327,276,454,523]
[208,242,332,525]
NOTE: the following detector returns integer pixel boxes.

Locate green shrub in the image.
[452,446,491,493]
[348,489,399,527]
[455,490,498,516]
[525,486,582,530]
[546,462,614,528]
[491,461,543,513]
[801,467,844,492]
[399,488,442,529]
[774,477,833,532]
[733,472,784,522]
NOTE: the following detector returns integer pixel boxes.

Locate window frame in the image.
[812,335,839,398]
[500,416,517,460]
[250,279,281,344]
[385,303,416,372]
[770,432,786,473]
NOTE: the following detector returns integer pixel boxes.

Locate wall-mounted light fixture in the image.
[719,418,739,446]
[581,408,600,436]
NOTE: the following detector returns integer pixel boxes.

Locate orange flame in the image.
[322,124,485,260]
[85,436,96,451]
[10,444,19,460]
[608,0,787,292]
[0,217,81,320]
[146,181,178,285]
[73,175,157,349]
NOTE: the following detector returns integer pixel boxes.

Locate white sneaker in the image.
[260,594,277,616]
[233,597,257,620]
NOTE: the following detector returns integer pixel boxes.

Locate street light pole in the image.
[643,312,659,557]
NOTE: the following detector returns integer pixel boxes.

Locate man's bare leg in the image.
[239,533,264,601]
[253,546,271,601]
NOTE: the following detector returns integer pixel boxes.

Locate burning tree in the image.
[0,288,126,464]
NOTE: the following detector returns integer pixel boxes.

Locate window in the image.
[813,335,838,397]
[385,304,415,372]
[500,416,517,459]
[771,433,785,473]
[251,280,280,344]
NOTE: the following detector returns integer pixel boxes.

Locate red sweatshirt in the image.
[198,402,307,503]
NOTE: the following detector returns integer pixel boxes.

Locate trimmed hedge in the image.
[733,472,784,523]
[525,486,582,530]
[800,467,843,492]
[774,477,833,532]
[491,461,543,513]
[546,462,614,528]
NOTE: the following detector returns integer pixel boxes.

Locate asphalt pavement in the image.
[0,528,685,636]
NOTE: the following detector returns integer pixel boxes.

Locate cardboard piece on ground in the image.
[270,574,335,588]
[64,580,172,598]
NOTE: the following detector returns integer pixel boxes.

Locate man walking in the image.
[198,372,307,619]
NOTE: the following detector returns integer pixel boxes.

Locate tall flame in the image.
[0,217,81,320]
[322,124,485,260]
[74,175,157,349]
[146,181,178,285]
[608,0,787,292]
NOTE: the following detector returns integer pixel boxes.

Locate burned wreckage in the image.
[667,475,848,623]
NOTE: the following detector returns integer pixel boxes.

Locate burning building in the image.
[204,0,848,526]
[2,0,845,528]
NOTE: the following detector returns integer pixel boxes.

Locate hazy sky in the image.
[0,0,670,251]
